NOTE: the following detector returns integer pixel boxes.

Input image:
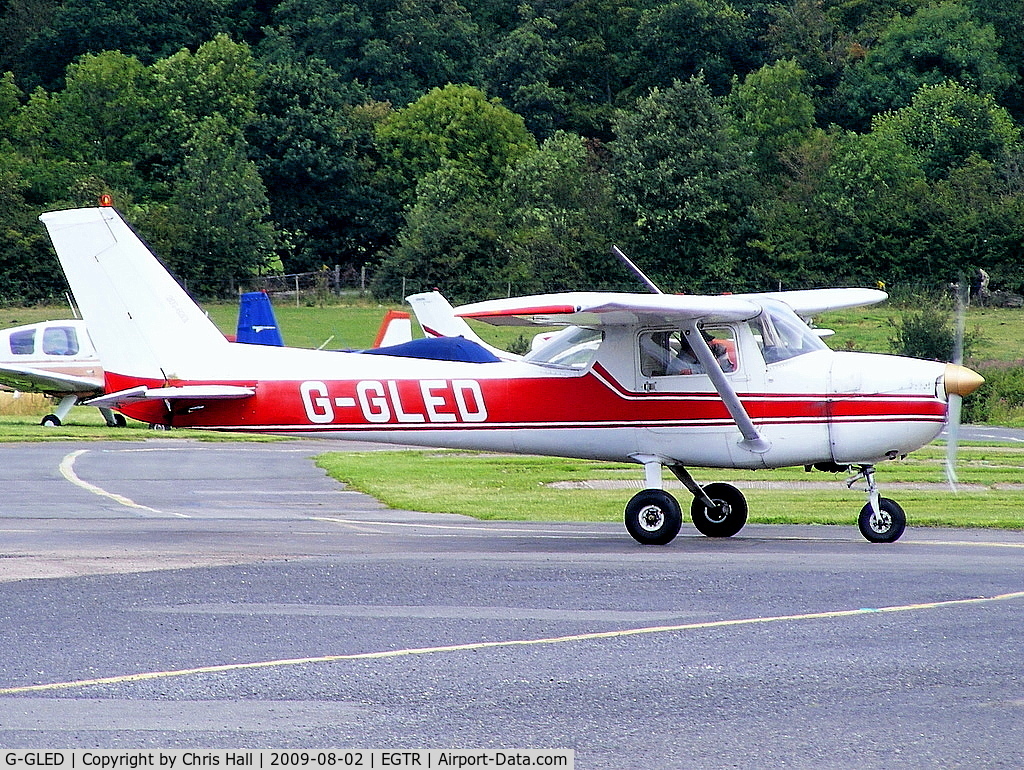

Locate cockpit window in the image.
[9,329,35,355]
[748,300,828,363]
[640,326,737,377]
[42,326,80,356]
[523,326,604,370]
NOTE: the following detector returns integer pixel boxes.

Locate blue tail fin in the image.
[236,291,284,346]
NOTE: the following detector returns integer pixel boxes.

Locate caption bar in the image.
[3,752,573,770]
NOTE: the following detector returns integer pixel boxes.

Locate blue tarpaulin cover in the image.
[361,336,501,363]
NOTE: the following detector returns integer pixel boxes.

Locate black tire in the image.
[106,414,127,428]
[40,414,61,427]
[690,482,748,538]
[858,497,906,543]
[624,489,683,545]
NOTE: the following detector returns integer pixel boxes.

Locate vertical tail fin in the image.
[406,291,518,360]
[372,309,413,348]
[407,291,486,342]
[39,207,229,383]
[236,291,285,346]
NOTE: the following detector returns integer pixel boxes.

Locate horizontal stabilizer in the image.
[85,384,255,409]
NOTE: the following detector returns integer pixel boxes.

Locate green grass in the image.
[316,444,1024,530]
[0,410,286,442]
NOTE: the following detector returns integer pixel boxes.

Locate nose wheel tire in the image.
[624,489,683,545]
[690,482,748,538]
[858,497,906,543]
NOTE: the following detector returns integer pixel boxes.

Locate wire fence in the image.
[240,265,374,303]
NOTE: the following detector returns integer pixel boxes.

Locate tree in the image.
[727,59,816,177]
[372,164,508,302]
[483,5,568,139]
[0,0,59,76]
[500,131,626,294]
[249,59,399,273]
[374,84,536,202]
[609,75,755,290]
[264,0,482,106]
[0,157,67,303]
[634,0,758,96]
[871,80,1022,180]
[161,115,275,295]
[834,1,1013,129]
[15,0,234,90]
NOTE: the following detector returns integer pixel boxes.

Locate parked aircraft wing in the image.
[0,364,103,395]
[455,292,762,327]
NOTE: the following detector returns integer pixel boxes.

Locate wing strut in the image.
[682,320,770,454]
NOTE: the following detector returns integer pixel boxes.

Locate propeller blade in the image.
[945,279,969,491]
[945,393,962,491]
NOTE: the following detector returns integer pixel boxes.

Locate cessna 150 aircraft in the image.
[39,204,983,544]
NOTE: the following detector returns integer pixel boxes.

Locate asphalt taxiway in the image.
[1,439,1022,768]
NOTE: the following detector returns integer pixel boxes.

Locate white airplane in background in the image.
[40,204,984,544]
[0,319,117,426]
[0,291,286,427]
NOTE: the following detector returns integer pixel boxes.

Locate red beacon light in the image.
[99,194,114,207]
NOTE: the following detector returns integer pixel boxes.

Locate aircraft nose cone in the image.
[944,363,985,397]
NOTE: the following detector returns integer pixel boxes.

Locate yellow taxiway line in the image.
[2,590,1022,696]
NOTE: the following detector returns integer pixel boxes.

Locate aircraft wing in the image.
[738,288,888,315]
[455,292,762,327]
[0,364,103,395]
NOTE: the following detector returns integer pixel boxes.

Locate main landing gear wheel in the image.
[858,497,906,543]
[40,414,61,427]
[105,414,127,428]
[690,482,748,538]
[624,489,682,545]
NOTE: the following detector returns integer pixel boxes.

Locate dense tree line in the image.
[1,0,1024,304]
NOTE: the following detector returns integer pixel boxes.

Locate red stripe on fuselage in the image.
[104,366,946,432]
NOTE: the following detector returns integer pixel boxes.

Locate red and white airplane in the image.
[40,204,983,544]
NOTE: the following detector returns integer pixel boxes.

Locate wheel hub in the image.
[869,510,892,533]
[639,505,665,532]
[704,501,731,524]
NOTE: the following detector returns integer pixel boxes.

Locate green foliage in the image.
[963,364,1024,424]
[872,81,1021,180]
[834,1,1013,129]
[5,0,1024,314]
[161,115,275,295]
[375,83,536,201]
[727,58,816,174]
[609,75,755,290]
[888,301,978,361]
[15,0,235,90]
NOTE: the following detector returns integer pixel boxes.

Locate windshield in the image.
[749,300,828,363]
[523,326,604,370]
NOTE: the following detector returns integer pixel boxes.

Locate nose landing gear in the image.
[848,464,906,543]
